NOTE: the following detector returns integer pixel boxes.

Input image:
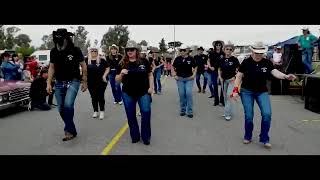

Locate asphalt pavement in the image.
[0,76,319,155]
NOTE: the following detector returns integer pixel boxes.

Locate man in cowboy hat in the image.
[298,27,318,74]
[47,28,88,141]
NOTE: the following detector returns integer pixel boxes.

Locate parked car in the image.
[0,79,31,110]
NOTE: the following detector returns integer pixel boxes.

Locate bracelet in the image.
[232,87,239,94]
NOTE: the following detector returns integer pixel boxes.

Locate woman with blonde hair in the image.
[85,46,110,120]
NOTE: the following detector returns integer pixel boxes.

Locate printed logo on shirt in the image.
[187,60,191,64]
[139,64,145,70]
[261,67,267,72]
[220,55,224,59]
[67,55,74,61]
[228,62,233,66]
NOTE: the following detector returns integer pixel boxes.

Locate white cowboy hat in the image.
[301,26,309,31]
[179,45,188,50]
[250,42,268,54]
[109,44,119,51]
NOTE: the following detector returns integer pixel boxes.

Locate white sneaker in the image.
[225,116,231,121]
[113,102,117,105]
[118,101,123,105]
[92,112,98,118]
[222,114,226,117]
[99,111,104,120]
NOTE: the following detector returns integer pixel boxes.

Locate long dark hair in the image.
[119,49,142,69]
[55,36,75,49]
[213,41,224,53]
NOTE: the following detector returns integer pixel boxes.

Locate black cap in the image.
[197,46,204,51]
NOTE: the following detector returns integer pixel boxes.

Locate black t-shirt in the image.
[154,57,161,66]
[172,56,196,78]
[116,59,152,98]
[30,77,47,103]
[50,46,84,81]
[239,57,275,92]
[219,56,240,80]
[208,51,225,72]
[107,54,122,70]
[194,54,208,74]
[85,58,109,84]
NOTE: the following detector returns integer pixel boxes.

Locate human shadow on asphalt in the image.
[0,106,29,118]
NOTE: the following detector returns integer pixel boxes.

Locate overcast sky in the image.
[8,25,320,49]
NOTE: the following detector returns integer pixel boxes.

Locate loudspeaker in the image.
[282,44,304,74]
[304,75,320,113]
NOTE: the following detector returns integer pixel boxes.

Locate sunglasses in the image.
[126,48,136,52]
[179,49,186,52]
[91,50,98,52]
[215,44,222,47]
[225,48,233,51]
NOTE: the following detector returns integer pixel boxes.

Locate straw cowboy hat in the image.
[109,44,119,51]
[250,41,268,54]
[224,43,235,50]
[125,40,139,49]
[301,26,309,31]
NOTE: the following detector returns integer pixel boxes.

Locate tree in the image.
[16,46,35,57]
[159,38,167,53]
[94,39,98,46]
[0,25,6,49]
[168,41,182,48]
[73,26,89,54]
[14,34,31,48]
[5,26,20,49]
[84,40,91,55]
[39,34,55,50]
[101,25,130,53]
[138,40,148,46]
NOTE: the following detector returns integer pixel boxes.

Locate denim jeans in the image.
[55,79,80,136]
[207,71,223,103]
[176,77,194,115]
[240,88,272,143]
[108,70,122,102]
[222,78,235,117]
[196,72,208,91]
[302,48,313,74]
[122,92,151,142]
[153,68,162,93]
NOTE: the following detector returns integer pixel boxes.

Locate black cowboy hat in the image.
[52,28,75,38]
[197,46,204,51]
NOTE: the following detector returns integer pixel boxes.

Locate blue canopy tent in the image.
[272,36,300,48]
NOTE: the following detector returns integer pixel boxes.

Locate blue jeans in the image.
[122,92,151,142]
[176,77,194,115]
[223,78,235,117]
[302,48,313,74]
[196,72,208,91]
[55,80,80,136]
[153,68,162,93]
[108,70,122,102]
[240,88,272,143]
[207,71,219,101]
